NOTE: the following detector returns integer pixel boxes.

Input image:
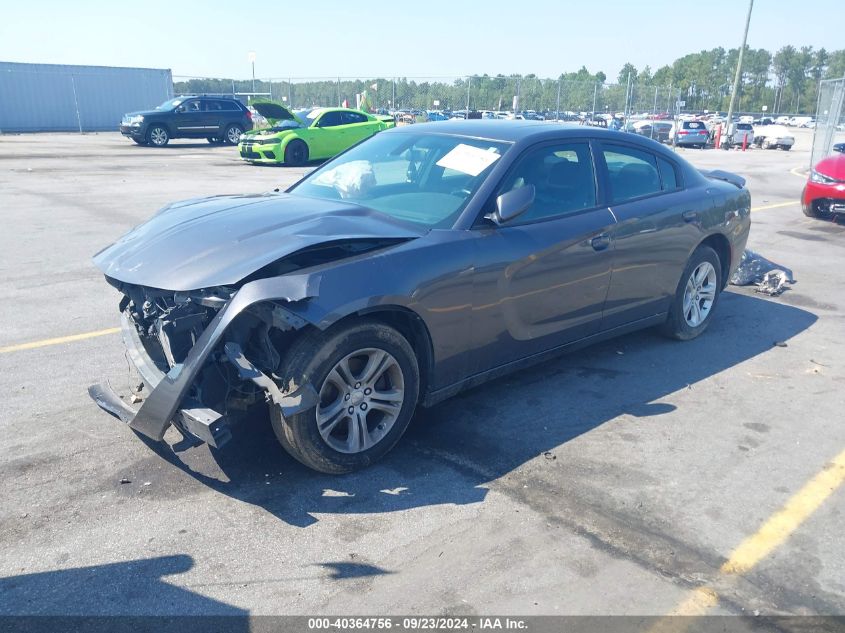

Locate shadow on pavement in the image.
[135,291,817,527]
[0,555,247,620]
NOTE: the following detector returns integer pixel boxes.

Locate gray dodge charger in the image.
[89,121,751,473]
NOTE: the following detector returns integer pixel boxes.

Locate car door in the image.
[469,140,617,373]
[202,100,226,137]
[342,111,378,145]
[598,142,704,329]
[309,110,347,158]
[172,99,205,137]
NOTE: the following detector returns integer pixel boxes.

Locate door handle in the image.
[590,234,611,251]
[682,210,698,223]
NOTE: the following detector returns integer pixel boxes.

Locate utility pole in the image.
[556,79,562,121]
[248,52,256,95]
[724,0,754,141]
[466,76,471,113]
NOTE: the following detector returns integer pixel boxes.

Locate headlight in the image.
[127,115,144,125]
[810,170,836,185]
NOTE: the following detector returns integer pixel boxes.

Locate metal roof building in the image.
[0,61,173,132]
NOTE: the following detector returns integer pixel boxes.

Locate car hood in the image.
[92,193,424,291]
[251,99,304,125]
[123,109,161,118]
[815,154,845,180]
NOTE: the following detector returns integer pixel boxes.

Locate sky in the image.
[1,0,842,82]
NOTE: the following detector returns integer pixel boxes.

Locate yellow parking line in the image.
[0,327,120,354]
[790,166,809,178]
[751,201,796,212]
[720,447,845,575]
[650,446,845,628]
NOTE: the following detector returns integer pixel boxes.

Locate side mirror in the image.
[489,185,535,225]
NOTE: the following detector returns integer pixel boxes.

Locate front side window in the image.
[289,133,510,228]
[602,144,662,204]
[497,142,597,224]
[317,111,345,127]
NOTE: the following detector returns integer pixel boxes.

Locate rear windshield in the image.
[736,123,753,130]
[683,122,705,129]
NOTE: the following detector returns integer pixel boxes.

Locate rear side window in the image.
[657,157,680,191]
[317,111,344,127]
[498,142,597,223]
[204,101,223,111]
[343,111,368,124]
[602,144,662,203]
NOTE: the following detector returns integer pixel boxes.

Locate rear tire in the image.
[269,321,420,474]
[660,245,722,341]
[284,139,309,166]
[223,124,244,145]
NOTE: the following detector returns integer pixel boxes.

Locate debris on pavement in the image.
[730,249,795,296]
[129,394,142,404]
[773,341,788,348]
[119,478,131,484]
[543,451,557,461]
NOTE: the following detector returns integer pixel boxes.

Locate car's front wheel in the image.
[284,139,309,166]
[661,245,722,340]
[146,125,169,147]
[270,321,420,474]
[223,124,244,145]
[132,138,147,146]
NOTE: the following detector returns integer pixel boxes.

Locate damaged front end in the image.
[88,275,320,448]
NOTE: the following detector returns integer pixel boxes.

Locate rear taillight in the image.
[245,110,253,120]
[678,130,689,135]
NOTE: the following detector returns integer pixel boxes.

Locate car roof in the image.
[388,119,662,143]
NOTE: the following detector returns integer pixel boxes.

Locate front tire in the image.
[284,139,309,166]
[146,125,169,147]
[661,245,722,341]
[270,321,420,474]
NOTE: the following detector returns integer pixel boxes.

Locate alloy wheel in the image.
[316,348,405,454]
[682,261,717,327]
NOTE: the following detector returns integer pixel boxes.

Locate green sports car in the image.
[238,101,394,165]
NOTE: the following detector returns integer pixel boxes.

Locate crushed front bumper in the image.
[88,276,320,448]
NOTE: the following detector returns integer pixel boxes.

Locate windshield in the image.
[156,98,185,111]
[289,132,511,228]
[296,108,323,125]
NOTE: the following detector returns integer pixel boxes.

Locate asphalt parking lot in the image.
[1,129,844,624]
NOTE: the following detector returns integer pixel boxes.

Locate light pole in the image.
[724,0,754,142]
[248,51,256,95]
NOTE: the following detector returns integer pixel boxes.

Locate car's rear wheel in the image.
[223,124,244,145]
[661,245,722,341]
[146,125,169,147]
[270,321,420,474]
[284,139,309,166]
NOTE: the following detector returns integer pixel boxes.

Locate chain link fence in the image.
[171,75,681,121]
[811,77,845,167]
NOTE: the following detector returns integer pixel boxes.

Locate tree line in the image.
[173,45,845,115]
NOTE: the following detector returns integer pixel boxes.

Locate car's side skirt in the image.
[421,312,667,408]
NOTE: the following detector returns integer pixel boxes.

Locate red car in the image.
[802,153,845,219]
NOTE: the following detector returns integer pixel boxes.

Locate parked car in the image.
[237,101,394,165]
[89,121,751,473]
[673,120,709,148]
[721,122,755,148]
[753,125,794,150]
[802,152,845,219]
[631,120,673,143]
[834,142,845,154]
[120,96,253,147]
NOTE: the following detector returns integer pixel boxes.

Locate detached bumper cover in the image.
[88,276,319,446]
